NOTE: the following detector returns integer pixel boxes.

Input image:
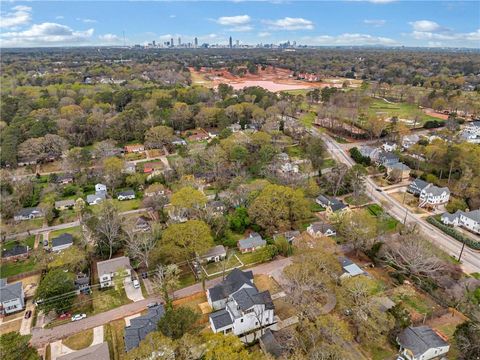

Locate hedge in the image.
[349,147,371,166]
[426,216,480,250]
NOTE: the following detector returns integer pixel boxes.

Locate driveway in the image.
[124,278,145,302]
[19,300,34,335]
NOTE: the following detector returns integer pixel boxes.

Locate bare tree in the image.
[152,264,181,308]
[91,201,124,259]
[124,225,157,269]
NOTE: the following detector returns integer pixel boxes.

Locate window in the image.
[255,321,258,326]
[241,319,243,323]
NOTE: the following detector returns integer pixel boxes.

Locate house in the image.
[464,120,480,135]
[2,245,29,261]
[134,216,151,232]
[95,183,107,193]
[339,257,365,279]
[386,162,411,181]
[238,233,266,253]
[97,256,132,288]
[208,269,275,336]
[207,200,226,215]
[75,273,91,295]
[382,142,397,152]
[144,184,168,197]
[207,128,220,138]
[14,207,43,221]
[171,137,187,146]
[58,342,110,360]
[407,178,430,196]
[202,245,227,263]
[459,130,480,144]
[117,189,136,201]
[259,329,284,358]
[0,279,25,315]
[359,145,380,160]
[123,163,136,174]
[55,199,75,211]
[307,222,336,237]
[207,269,255,310]
[124,304,165,352]
[86,192,106,205]
[315,194,348,215]
[419,184,450,208]
[228,123,242,133]
[143,161,164,174]
[441,209,480,235]
[124,144,145,153]
[186,128,210,142]
[51,233,74,252]
[55,174,74,185]
[273,230,300,244]
[402,134,420,149]
[397,326,449,360]
[376,151,400,167]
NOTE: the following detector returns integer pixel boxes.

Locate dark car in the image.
[141,272,148,279]
[24,310,32,319]
[375,188,383,192]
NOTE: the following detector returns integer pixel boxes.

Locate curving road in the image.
[311,128,480,274]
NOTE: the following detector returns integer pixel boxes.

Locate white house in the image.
[51,233,74,252]
[117,189,136,201]
[397,326,449,360]
[238,233,266,253]
[382,142,397,152]
[208,269,275,336]
[0,279,25,315]
[95,183,107,193]
[441,209,480,235]
[86,192,106,205]
[402,134,420,149]
[202,245,227,263]
[407,178,430,196]
[55,199,75,211]
[419,184,450,208]
[97,256,132,288]
[13,207,43,221]
[307,222,336,237]
[339,257,365,279]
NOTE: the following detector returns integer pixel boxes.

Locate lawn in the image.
[0,318,22,335]
[1,218,44,236]
[62,329,93,350]
[92,287,132,314]
[366,204,399,232]
[320,158,336,169]
[202,255,243,277]
[272,298,297,320]
[111,199,142,212]
[236,250,270,266]
[299,112,316,128]
[105,319,127,360]
[0,257,39,278]
[345,194,370,206]
[286,145,305,158]
[2,235,35,251]
[49,226,82,240]
[367,98,437,125]
[366,343,397,360]
[254,274,281,294]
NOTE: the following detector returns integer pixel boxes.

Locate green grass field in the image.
[0,257,38,278]
[367,99,438,125]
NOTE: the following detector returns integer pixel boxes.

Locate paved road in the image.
[30,257,292,348]
[312,128,480,274]
[5,208,150,240]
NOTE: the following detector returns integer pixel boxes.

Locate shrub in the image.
[426,216,480,250]
[349,147,371,166]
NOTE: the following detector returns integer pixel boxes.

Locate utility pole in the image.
[458,240,466,262]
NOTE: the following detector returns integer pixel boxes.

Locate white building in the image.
[96,256,132,288]
[95,183,107,193]
[307,222,336,237]
[0,279,25,315]
[397,326,449,360]
[402,134,420,149]
[419,184,450,208]
[208,269,275,336]
[382,142,397,152]
[441,209,480,235]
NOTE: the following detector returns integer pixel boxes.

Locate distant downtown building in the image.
[194,37,198,47]
[229,36,232,48]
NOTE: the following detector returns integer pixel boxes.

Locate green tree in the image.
[248,184,310,235]
[0,333,39,360]
[158,220,214,263]
[145,125,174,149]
[171,187,207,210]
[228,207,250,233]
[204,333,266,360]
[36,269,76,314]
[125,332,175,360]
[102,156,125,194]
[158,307,200,340]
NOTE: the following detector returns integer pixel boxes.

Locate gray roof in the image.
[316,195,347,212]
[118,189,135,197]
[86,193,106,203]
[358,145,376,158]
[461,209,480,223]
[408,178,430,192]
[55,199,75,208]
[441,210,463,222]
[260,329,284,358]
[397,326,448,357]
[57,342,109,360]
[209,309,233,329]
[203,245,226,259]
[388,162,411,171]
[340,257,364,277]
[2,244,28,258]
[309,221,335,234]
[0,281,23,303]
[423,184,450,196]
[97,256,131,277]
[124,305,165,351]
[208,269,254,302]
[238,234,266,250]
[273,230,300,242]
[330,198,347,212]
[51,233,74,248]
[75,273,90,286]
[231,288,274,311]
[15,207,42,217]
[378,151,399,163]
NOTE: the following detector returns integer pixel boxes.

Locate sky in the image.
[0,1,479,48]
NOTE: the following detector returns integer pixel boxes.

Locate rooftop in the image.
[0,280,23,303]
[97,256,132,277]
[58,342,110,360]
[238,234,266,250]
[397,326,448,357]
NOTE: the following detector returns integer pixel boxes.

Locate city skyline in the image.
[0,1,479,48]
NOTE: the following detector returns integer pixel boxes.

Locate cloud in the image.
[55,16,64,20]
[363,19,386,27]
[305,33,397,46]
[229,25,253,32]
[0,5,32,28]
[264,17,314,30]
[77,18,97,24]
[216,15,250,26]
[1,22,94,47]
[258,32,271,37]
[98,33,122,43]
[409,20,442,32]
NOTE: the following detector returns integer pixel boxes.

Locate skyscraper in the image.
[170,38,174,47]
[236,40,239,47]
[194,37,198,48]
[229,36,232,48]
[178,37,181,46]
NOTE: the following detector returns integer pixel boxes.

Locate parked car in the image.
[24,310,32,319]
[58,312,71,320]
[147,302,158,308]
[133,279,140,289]
[71,313,87,322]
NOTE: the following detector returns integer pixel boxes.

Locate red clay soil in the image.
[423,108,449,120]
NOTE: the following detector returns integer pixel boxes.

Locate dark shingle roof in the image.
[238,234,266,250]
[260,329,284,358]
[209,309,233,329]
[58,342,109,360]
[0,281,23,303]
[118,189,135,197]
[124,304,165,352]
[208,269,254,302]
[15,207,41,217]
[51,233,74,248]
[2,245,28,258]
[231,288,274,311]
[398,326,448,357]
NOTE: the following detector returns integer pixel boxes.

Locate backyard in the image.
[367,98,439,126]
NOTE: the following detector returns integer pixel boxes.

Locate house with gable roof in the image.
[0,279,25,315]
[441,209,480,235]
[124,304,165,352]
[396,326,449,360]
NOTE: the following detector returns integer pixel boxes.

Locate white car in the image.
[133,279,140,289]
[71,313,87,322]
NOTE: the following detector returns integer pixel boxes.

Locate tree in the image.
[204,333,265,360]
[125,332,175,360]
[170,102,192,131]
[17,134,68,163]
[48,246,88,273]
[335,209,377,253]
[302,136,325,171]
[228,207,250,233]
[0,333,39,360]
[124,228,157,269]
[454,321,480,360]
[152,264,181,308]
[145,125,174,149]
[158,307,200,340]
[170,187,207,220]
[321,163,350,196]
[158,220,214,263]
[248,184,310,235]
[36,269,76,314]
[102,157,124,194]
[348,164,367,200]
